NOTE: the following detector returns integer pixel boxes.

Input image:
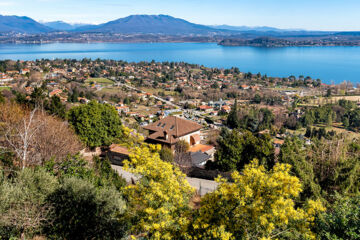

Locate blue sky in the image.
[0,0,359,30]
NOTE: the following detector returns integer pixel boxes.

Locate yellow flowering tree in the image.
[191,160,325,240]
[123,144,195,240]
[117,125,145,147]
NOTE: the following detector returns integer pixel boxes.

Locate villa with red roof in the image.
[143,116,203,150]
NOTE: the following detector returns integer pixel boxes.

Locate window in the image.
[161,123,166,128]
[157,123,161,127]
[170,125,175,130]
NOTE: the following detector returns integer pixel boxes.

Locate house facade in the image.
[143,116,202,150]
[106,144,130,165]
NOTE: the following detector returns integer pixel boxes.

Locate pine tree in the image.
[226,99,240,129]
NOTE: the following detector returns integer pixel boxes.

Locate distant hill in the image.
[0,14,344,38]
[0,15,52,33]
[210,25,286,32]
[43,21,89,31]
[80,14,227,35]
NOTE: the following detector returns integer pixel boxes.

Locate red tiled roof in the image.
[273,139,285,145]
[144,116,202,144]
[109,144,130,155]
[199,105,213,110]
[189,144,214,153]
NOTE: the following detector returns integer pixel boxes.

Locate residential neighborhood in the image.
[1,59,360,173]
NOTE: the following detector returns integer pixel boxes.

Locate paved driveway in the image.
[111,165,219,196]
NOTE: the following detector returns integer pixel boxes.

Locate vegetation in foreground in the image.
[0,92,359,240]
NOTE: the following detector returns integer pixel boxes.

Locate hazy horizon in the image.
[0,0,359,31]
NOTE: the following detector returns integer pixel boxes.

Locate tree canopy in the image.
[213,129,275,172]
[192,160,325,240]
[279,136,360,203]
[68,101,123,147]
[123,145,194,239]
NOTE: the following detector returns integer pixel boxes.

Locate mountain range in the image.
[42,21,89,31]
[77,15,225,35]
[0,14,226,35]
[0,14,350,38]
[0,15,52,33]
[0,14,318,36]
[209,25,286,32]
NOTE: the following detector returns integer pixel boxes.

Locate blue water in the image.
[0,42,359,84]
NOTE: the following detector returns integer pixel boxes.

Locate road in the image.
[114,81,181,109]
[111,165,219,196]
[113,81,224,128]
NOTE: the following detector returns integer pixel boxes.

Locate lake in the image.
[0,42,359,84]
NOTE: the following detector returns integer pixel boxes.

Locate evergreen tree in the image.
[0,92,4,103]
[68,101,123,148]
[214,129,275,172]
[46,95,66,119]
[226,99,240,129]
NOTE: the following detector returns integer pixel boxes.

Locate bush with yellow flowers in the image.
[190,160,325,240]
[123,145,195,240]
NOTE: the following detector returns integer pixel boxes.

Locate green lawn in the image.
[97,87,122,94]
[140,87,176,96]
[289,124,360,140]
[0,86,11,92]
[85,78,114,84]
[270,87,302,91]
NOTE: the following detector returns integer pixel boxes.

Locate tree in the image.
[342,117,349,129]
[45,177,127,240]
[315,195,360,240]
[279,137,360,202]
[326,112,333,126]
[213,129,241,171]
[0,102,82,168]
[1,106,41,169]
[253,93,261,104]
[191,160,325,240]
[0,168,58,238]
[174,140,190,166]
[226,99,240,129]
[175,140,189,154]
[211,82,219,89]
[305,127,312,138]
[0,92,4,103]
[326,89,332,97]
[279,137,322,202]
[123,97,131,105]
[159,147,174,163]
[348,109,360,131]
[45,95,66,119]
[214,129,275,172]
[68,101,123,148]
[285,115,299,130]
[29,87,46,108]
[258,108,274,131]
[123,145,194,239]
[303,111,315,127]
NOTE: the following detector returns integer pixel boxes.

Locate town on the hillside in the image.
[1,52,360,240]
[1,58,360,177]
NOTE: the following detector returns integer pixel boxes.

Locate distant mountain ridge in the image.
[0,14,351,38]
[43,21,89,31]
[77,15,225,35]
[0,15,52,33]
[209,25,286,32]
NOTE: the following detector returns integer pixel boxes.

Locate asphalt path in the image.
[111,165,219,196]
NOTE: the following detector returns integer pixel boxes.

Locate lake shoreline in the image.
[1,42,359,84]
